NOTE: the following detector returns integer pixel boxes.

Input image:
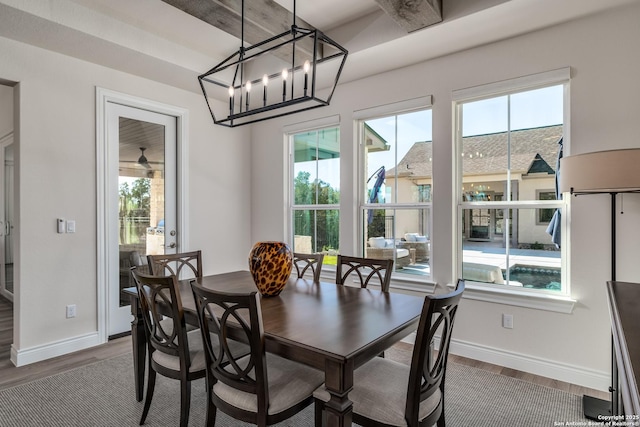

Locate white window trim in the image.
[461,281,576,314]
[355,97,434,281]
[354,96,432,120]
[453,69,573,313]
[286,115,341,252]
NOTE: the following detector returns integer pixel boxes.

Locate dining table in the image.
[123,270,425,427]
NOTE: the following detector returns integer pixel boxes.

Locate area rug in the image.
[0,351,589,426]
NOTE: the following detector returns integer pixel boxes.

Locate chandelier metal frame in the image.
[198,0,348,127]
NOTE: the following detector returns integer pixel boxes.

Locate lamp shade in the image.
[559,148,640,193]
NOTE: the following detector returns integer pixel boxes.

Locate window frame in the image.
[452,68,575,313]
[536,190,557,225]
[354,97,434,281]
[286,116,341,258]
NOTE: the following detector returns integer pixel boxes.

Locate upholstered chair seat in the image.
[314,357,441,426]
[214,353,324,415]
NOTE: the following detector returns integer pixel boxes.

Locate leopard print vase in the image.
[248,241,293,297]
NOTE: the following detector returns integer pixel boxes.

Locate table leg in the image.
[129,294,146,402]
[322,359,354,427]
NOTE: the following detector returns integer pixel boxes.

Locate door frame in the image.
[96,88,189,343]
[0,132,12,302]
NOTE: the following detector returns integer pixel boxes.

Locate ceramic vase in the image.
[248,241,293,297]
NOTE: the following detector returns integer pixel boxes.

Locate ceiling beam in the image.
[160,0,317,62]
[373,0,443,33]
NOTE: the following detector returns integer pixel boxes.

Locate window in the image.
[454,69,568,294]
[289,126,340,264]
[359,108,433,276]
[537,191,556,224]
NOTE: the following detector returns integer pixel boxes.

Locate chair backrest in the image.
[130,267,192,370]
[293,252,324,282]
[405,280,465,424]
[335,255,393,291]
[191,283,270,412]
[147,250,203,279]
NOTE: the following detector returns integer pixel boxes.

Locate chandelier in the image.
[198,0,348,128]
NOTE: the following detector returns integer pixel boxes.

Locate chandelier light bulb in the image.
[282,69,288,101]
[245,81,252,110]
[303,60,310,73]
[262,75,268,107]
[228,86,235,115]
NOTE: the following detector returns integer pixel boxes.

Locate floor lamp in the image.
[560,148,640,419]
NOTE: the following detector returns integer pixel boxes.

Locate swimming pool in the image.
[506,265,561,290]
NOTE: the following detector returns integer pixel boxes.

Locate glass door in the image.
[107,103,177,337]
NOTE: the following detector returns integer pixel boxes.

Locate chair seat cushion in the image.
[213,353,324,415]
[314,357,441,426]
[152,329,206,373]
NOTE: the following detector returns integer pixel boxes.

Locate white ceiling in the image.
[0,0,636,98]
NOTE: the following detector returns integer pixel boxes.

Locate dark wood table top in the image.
[193,271,423,367]
[607,281,640,415]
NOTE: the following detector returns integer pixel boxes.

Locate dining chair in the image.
[292,252,324,282]
[190,282,325,427]
[130,267,207,427]
[314,280,465,427]
[335,255,393,292]
[147,250,203,279]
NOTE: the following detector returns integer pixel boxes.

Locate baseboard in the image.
[449,338,609,391]
[400,332,609,391]
[11,332,102,367]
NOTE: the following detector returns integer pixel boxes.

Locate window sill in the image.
[460,281,576,314]
[320,269,575,314]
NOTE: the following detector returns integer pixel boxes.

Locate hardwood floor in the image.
[0,296,609,402]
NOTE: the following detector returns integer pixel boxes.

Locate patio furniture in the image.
[399,233,430,262]
[462,262,504,284]
[397,240,429,262]
[366,246,415,268]
[366,236,415,268]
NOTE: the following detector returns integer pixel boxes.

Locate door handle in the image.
[166,242,177,249]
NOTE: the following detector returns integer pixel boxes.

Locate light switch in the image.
[57,218,65,234]
[66,220,76,233]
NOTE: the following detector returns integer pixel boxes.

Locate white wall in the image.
[249,3,640,390]
[0,36,253,353]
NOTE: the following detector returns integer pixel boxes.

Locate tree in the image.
[130,179,151,214]
[293,171,340,251]
[119,182,130,217]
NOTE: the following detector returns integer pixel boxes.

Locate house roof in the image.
[388,125,563,179]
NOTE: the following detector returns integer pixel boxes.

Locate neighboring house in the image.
[386,125,563,248]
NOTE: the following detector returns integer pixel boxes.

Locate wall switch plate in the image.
[502,313,513,329]
[66,304,76,318]
[66,220,76,233]
[57,218,66,233]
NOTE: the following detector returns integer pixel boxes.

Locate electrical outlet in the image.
[502,313,513,329]
[66,304,77,318]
